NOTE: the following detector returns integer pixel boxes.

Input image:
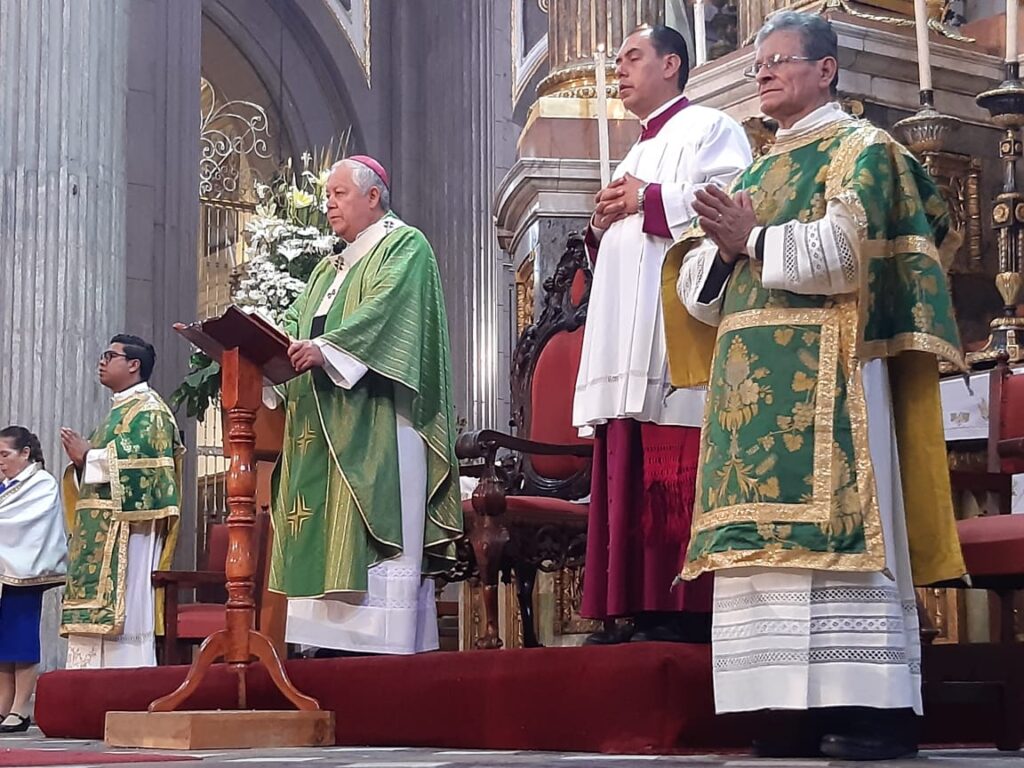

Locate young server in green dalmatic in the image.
[60,335,181,669]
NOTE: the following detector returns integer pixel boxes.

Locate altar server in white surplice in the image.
[574,25,752,645]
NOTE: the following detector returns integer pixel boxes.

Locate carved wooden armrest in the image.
[457,430,591,524]
[456,429,592,462]
[997,437,1024,458]
[151,570,226,589]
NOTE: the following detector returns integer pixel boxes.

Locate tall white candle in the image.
[595,45,611,188]
[694,0,707,67]
[1008,0,1019,63]
[913,0,932,91]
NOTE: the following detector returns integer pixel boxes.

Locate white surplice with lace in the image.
[572,96,752,433]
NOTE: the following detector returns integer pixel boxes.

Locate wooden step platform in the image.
[105,710,334,750]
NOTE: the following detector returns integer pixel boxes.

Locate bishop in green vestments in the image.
[267,155,462,655]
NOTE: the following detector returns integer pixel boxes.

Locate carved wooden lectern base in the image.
[106,346,333,749]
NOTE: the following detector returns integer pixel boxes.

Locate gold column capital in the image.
[538,0,664,98]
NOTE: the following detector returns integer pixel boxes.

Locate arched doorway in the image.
[193,0,374,541]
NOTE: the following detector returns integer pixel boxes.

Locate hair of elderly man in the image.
[755,11,839,95]
[331,158,392,212]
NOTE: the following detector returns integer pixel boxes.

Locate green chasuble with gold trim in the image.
[269,222,462,598]
[61,387,182,635]
[663,117,967,586]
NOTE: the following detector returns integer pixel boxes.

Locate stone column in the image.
[390,1,519,430]
[0,0,129,673]
[124,0,201,570]
[540,0,664,97]
[0,0,129,474]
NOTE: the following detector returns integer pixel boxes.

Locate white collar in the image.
[640,94,687,129]
[111,381,150,404]
[9,463,38,484]
[332,213,406,269]
[775,101,850,141]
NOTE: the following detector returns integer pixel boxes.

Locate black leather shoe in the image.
[820,707,919,761]
[630,612,712,643]
[820,733,918,761]
[630,623,687,642]
[0,714,31,733]
[583,624,634,645]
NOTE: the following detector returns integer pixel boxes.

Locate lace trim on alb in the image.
[714,645,917,672]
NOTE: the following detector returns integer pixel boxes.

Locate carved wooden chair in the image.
[153,508,271,665]
[925,355,1024,750]
[456,233,593,649]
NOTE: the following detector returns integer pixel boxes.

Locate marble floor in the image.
[0,729,1020,768]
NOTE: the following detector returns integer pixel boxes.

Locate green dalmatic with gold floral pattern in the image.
[61,388,182,636]
[680,120,964,580]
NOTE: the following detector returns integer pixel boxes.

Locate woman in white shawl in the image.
[0,426,68,733]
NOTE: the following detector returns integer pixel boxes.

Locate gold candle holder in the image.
[896,92,965,376]
[894,90,963,154]
[969,64,1024,367]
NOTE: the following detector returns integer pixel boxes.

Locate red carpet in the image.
[33,643,1002,754]
[37,644,759,754]
[0,750,196,766]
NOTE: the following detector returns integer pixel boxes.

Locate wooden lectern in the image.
[105,308,334,750]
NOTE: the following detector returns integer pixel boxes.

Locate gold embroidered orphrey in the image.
[662,118,966,587]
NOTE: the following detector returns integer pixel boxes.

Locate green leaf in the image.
[170,357,222,421]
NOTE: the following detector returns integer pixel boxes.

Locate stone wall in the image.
[385,3,523,429]
[0,0,202,673]
[125,0,202,569]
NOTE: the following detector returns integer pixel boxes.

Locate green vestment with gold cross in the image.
[662,117,967,587]
[61,387,182,636]
[269,223,462,598]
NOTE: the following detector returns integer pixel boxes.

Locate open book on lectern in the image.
[175,305,298,385]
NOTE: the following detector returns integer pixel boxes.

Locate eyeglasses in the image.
[743,54,824,79]
[99,350,129,364]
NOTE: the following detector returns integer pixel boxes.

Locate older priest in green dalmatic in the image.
[266,155,461,655]
[668,12,966,761]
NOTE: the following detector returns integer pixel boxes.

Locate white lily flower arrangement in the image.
[173,142,348,420]
[232,158,340,326]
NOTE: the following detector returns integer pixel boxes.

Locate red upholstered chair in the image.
[153,509,271,665]
[456,233,592,649]
[925,355,1024,750]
